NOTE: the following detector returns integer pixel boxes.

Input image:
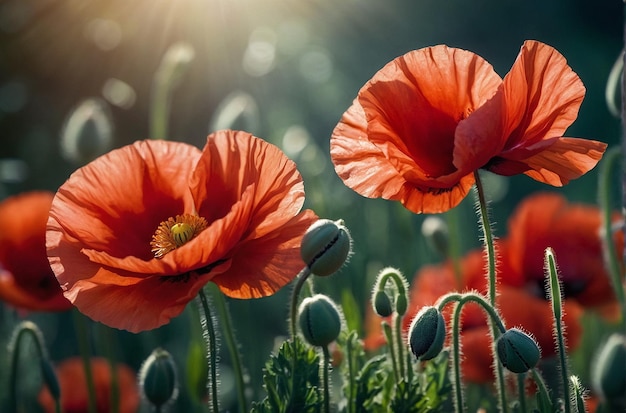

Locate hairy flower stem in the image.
[207,283,248,413]
[545,249,571,413]
[322,345,331,413]
[382,321,400,383]
[438,292,507,413]
[517,373,527,413]
[73,309,98,413]
[394,314,406,380]
[531,369,552,411]
[598,147,626,329]
[377,269,408,380]
[289,267,312,400]
[198,288,220,413]
[9,321,61,413]
[473,171,508,413]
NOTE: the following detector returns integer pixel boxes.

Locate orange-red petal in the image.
[331,45,502,214]
[0,191,71,311]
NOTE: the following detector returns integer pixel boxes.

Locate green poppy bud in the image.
[373,290,393,317]
[408,306,446,361]
[496,328,541,374]
[139,348,178,408]
[298,294,342,347]
[395,294,408,316]
[300,219,352,276]
[591,333,626,403]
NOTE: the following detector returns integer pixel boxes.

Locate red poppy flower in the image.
[0,192,71,311]
[47,130,318,332]
[331,40,606,214]
[38,357,139,413]
[505,192,621,313]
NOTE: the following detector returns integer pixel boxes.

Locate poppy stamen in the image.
[151,214,208,259]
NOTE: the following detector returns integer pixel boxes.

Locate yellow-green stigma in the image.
[151,214,208,259]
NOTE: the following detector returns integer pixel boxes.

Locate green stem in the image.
[394,313,406,381]
[10,322,58,412]
[517,373,527,413]
[442,292,507,413]
[206,283,248,413]
[531,369,553,412]
[598,147,626,329]
[473,171,508,413]
[98,324,119,413]
[290,267,312,340]
[382,321,400,383]
[321,345,331,413]
[346,332,356,413]
[545,248,571,413]
[73,310,97,413]
[198,288,220,413]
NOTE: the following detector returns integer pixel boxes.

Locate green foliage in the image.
[251,337,322,413]
[336,331,451,413]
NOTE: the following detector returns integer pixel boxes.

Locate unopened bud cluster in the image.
[371,267,409,317]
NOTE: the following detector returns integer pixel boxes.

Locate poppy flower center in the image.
[151,214,208,259]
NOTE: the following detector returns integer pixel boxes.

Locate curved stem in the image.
[198,288,220,413]
[207,283,248,413]
[290,267,312,340]
[437,292,506,334]
[9,322,60,413]
[321,346,331,413]
[451,302,465,413]
[73,309,97,413]
[382,321,400,383]
[598,147,626,329]
[473,171,508,413]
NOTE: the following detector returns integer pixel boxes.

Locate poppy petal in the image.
[48,140,200,261]
[210,209,318,298]
[191,130,307,237]
[499,40,586,153]
[332,46,502,214]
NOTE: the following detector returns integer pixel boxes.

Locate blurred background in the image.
[0,0,623,411]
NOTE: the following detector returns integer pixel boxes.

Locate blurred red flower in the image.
[47,130,318,332]
[38,357,139,413]
[0,192,71,311]
[331,40,606,214]
[505,192,622,315]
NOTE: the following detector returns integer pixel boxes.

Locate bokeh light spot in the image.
[102,78,136,109]
[243,27,277,77]
[84,18,122,51]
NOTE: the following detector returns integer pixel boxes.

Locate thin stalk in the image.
[517,373,527,413]
[198,288,220,413]
[545,248,571,413]
[598,147,626,329]
[73,310,98,413]
[321,346,331,413]
[473,171,508,413]
[443,292,507,413]
[382,321,400,383]
[207,283,248,413]
[531,369,553,412]
[394,313,406,380]
[290,267,312,340]
[346,332,356,413]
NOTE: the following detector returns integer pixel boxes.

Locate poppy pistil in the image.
[150,214,208,259]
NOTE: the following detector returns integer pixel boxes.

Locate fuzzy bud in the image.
[300,219,352,276]
[373,290,393,317]
[408,306,446,361]
[591,333,626,403]
[139,348,178,408]
[496,328,541,374]
[298,294,342,347]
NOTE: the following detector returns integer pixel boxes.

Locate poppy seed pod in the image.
[298,294,342,347]
[591,333,626,403]
[139,348,178,408]
[300,219,352,276]
[373,290,393,317]
[408,306,446,361]
[496,328,541,374]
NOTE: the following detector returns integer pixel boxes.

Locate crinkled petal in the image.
[48,140,200,261]
[191,130,307,239]
[210,209,318,298]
